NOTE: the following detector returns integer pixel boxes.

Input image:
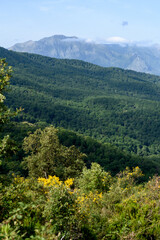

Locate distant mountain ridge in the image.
[9,35,160,75]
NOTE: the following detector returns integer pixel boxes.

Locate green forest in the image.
[1,46,160,156]
[0,49,160,239]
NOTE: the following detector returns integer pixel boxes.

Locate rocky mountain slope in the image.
[9,35,160,75]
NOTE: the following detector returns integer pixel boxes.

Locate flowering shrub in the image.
[38,175,74,189]
[1,166,160,239]
[77,162,113,193]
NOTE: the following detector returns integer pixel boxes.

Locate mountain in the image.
[9,35,160,75]
[1,46,160,157]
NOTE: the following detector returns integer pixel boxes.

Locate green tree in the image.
[77,162,112,193]
[0,59,20,179]
[0,59,12,127]
[23,126,86,179]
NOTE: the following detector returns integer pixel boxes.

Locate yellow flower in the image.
[64,178,74,188]
[38,175,62,187]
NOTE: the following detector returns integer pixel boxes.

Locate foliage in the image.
[2,120,160,179]
[1,166,160,239]
[0,59,12,126]
[1,46,160,156]
[77,162,112,193]
[57,128,160,178]
[1,51,160,239]
[23,126,85,179]
[0,59,21,181]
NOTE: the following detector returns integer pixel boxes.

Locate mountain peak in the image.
[39,35,78,42]
[8,35,160,75]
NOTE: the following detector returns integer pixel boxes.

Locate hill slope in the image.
[9,35,160,75]
[1,47,160,155]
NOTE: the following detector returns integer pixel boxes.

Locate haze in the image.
[1,0,160,47]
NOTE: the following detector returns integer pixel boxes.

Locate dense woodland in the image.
[1,46,160,157]
[0,50,160,239]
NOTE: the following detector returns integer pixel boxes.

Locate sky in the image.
[1,0,160,48]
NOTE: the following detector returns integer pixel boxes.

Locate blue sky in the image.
[1,0,160,47]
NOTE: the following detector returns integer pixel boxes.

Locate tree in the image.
[0,59,12,127]
[23,126,86,179]
[0,59,20,179]
[0,58,21,126]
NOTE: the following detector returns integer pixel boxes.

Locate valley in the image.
[1,46,160,156]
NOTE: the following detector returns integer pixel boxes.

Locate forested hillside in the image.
[1,52,160,240]
[1,47,160,156]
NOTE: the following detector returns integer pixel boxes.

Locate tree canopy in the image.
[23,126,86,179]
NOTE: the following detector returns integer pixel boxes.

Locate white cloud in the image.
[66,5,94,14]
[106,36,129,44]
[85,38,95,43]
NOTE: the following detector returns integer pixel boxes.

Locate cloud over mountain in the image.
[9,35,160,75]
